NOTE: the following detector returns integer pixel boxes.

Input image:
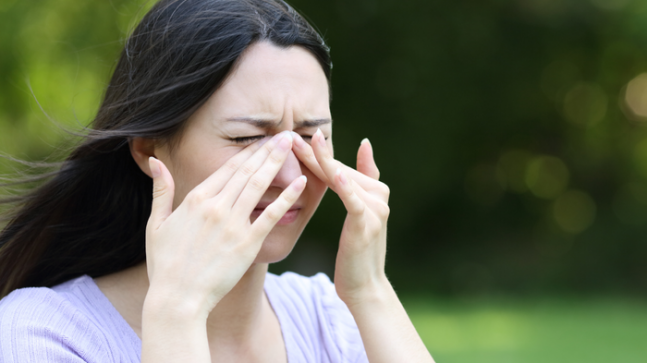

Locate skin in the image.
[95,41,434,363]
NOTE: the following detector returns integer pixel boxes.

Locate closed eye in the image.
[230,136,265,144]
[229,134,326,145]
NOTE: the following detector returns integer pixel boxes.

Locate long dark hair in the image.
[0,0,331,298]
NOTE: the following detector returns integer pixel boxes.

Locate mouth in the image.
[251,203,302,225]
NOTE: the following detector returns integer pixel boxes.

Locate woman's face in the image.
[155,41,332,263]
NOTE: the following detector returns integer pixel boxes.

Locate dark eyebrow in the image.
[226,117,277,128]
[295,118,332,128]
[226,117,332,128]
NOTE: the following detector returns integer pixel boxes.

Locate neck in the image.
[205,262,270,344]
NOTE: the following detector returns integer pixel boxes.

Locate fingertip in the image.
[291,131,304,149]
[295,175,308,191]
[315,128,326,148]
[336,168,349,186]
[358,138,374,156]
[149,157,160,178]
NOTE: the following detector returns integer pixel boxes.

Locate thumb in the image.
[357,138,380,180]
[148,157,175,230]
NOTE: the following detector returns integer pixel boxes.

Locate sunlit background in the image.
[1,0,647,361]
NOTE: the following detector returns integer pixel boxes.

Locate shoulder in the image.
[0,277,119,362]
[265,272,368,363]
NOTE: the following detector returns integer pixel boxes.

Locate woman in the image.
[0,0,434,362]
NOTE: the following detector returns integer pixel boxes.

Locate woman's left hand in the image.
[293,130,436,363]
[291,129,390,306]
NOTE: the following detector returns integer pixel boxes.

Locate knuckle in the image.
[263,206,281,222]
[223,159,241,174]
[221,225,238,240]
[205,203,226,222]
[368,224,381,239]
[379,183,390,198]
[375,202,390,219]
[350,201,366,215]
[185,189,207,205]
[152,184,167,199]
[283,191,298,205]
[239,163,256,177]
[248,175,267,191]
[262,142,274,153]
[268,149,287,165]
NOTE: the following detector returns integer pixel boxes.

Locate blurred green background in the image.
[1,0,647,361]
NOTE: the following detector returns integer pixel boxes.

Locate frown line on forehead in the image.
[226,117,332,129]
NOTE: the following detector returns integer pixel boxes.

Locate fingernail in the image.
[336,168,347,185]
[149,157,160,178]
[361,138,371,146]
[294,175,307,191]
[316,128,326,147]
[278,132,292,151]
[270,131,289,145]
[290,132,303,148]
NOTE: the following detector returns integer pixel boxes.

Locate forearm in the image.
[345,279,435,363]
[140,296,211,363]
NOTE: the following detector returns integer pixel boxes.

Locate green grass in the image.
[403,296,647,363]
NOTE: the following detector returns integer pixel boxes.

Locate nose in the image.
[270,149,302,189]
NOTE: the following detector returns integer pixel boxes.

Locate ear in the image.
[129,137,157,178]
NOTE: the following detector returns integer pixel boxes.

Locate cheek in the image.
[169,148,239,208]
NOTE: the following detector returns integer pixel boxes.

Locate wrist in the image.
[337,274,395,311]
[143,285,213,323]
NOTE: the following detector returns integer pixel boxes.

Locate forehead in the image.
[205,41,330,121]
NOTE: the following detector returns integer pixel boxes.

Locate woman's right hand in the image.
[143,131,304,319]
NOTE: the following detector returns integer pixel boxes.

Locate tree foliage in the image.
[3,0,647,294]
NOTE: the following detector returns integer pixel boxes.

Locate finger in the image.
[357,138,380,180]
[191,137,269,198]
[251,175,307,237]
[334,168,367,217]
[293,131,385,193]
[221,131,292,208]
[290,132,330,184]
[311,128,348,193]
[148,157,175,230]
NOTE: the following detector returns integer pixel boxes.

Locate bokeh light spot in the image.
[553,190,597,233]
[624,73,647,119]
[525,156,570,199]
[497,150,533,193]
[563,83,607,126]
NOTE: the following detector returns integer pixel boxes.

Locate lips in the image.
[251,202,302,225]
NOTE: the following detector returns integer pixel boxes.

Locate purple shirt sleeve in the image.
[0,287,112,362]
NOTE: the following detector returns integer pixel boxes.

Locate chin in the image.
[253,226,305,264]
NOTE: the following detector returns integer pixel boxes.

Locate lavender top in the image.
[0,272,368,362]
